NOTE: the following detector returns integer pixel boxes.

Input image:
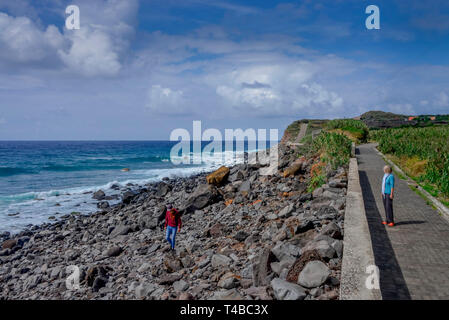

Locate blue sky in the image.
[0,0,448,140]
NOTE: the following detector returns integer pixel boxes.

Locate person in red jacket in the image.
[164,204,181,250]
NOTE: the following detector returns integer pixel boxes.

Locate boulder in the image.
[321,190,341,200]
[178,292,194,300]
[239,181,251,195]
[85,265,111,288]
[206,166,230,186]
[271,278,307,300]
[315,205,338,220]
[92,190,105,200]
[156,182,171,197]
[229,170,245,182]
[312,187,323,198]
[278,203,295,218]
[158,273,183,285]
[233,230,249,242]
[139,213,158,229]
[211,254,232,268]
[183,184,222,213]
[283,158,305,178]
[2,239,17,250]
[22,275,42,291]
[297,260,330,288]
[135,283,157,299]
[173,279,189,292]
[92,276,108,292]
[298,193,312,203]
[122,190,138,204]
[328,179,347,188]
[109,224,132,238]
[244,286,272,300]
[164,255,183,273]
[210,288,244,300]
[286,250,324,283]
[0,248,11,256]
[137,263,152,273]
[271,243,301,262]
[97,201,109,209]
[218,273,239,289]
[319,222,342,239]
[295,219,314,234]
[207,223,224,238]
[303,240,336,260]
[252,247,276,287]
[331,240,343,258]
[105,246,123,257]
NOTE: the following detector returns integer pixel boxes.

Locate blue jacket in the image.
[383,174,395,195]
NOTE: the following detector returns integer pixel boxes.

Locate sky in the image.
[0,0,448,140]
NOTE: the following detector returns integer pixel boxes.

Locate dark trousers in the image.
[382,193,394,223]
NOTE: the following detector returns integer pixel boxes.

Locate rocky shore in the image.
[0,143,348,300]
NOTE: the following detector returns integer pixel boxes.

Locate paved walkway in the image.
[357,143,449,299]
[294,123,308,143]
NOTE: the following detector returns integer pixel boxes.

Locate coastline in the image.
[0,141,257,234]
[0,143,348,300]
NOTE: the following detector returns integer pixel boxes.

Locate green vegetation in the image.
[310,132,353,169]
[299,131,352,192]
[360,110,405,121]
[326,119,369,143]
[370,126,449,198]
[307,172,326,193]
[283,119,328,143]
[361,110,449,130]
[284,120,304,140]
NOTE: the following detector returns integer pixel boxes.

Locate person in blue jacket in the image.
[381,165,395,227]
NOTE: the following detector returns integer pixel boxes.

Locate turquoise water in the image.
[0,140,269,233]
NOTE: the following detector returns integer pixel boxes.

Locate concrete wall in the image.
[340,158,382,300]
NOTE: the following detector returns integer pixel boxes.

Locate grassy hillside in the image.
[360,110,405,121]
[282,111,449,203]
[361,110,449,129]
[326,119,369,143]
[370,126,449,203]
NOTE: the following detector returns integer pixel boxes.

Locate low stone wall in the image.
[340,158,381,300]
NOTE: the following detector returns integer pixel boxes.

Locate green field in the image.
[370,126,449,198]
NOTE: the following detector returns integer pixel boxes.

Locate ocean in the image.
[0,140,272,233]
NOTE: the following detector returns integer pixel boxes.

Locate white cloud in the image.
[0,13,63,63]
[58,26,122,76]
[146,85,185,115]
[0,0,137,76]
[292,83,344,111]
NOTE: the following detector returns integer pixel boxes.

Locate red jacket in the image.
[165,209,182,230]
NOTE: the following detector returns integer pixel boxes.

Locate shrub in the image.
[326,119,369,143]
[370,126,449,196]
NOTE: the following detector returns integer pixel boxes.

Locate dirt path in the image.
[294,123,308,143]
[357,143,449,299]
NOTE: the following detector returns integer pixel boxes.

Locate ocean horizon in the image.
[0,140,275,233]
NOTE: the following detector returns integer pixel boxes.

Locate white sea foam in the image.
[0,148,255,234]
